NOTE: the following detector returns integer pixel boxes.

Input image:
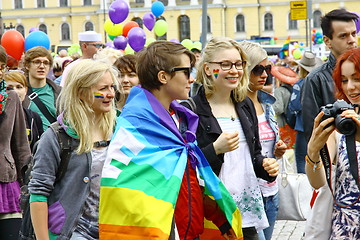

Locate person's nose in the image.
[189,74,195,84]
[348,35,357,45]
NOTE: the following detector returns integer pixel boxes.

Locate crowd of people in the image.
[0,7,359,240]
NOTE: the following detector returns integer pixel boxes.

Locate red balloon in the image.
[122,21,139,37]
[1,30,25,60]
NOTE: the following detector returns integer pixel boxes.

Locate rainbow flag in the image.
[99,86,242,239]
[278,36,291,59]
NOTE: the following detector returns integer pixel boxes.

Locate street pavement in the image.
[272,220,306,240]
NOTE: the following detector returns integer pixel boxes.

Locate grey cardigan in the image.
[28,127,92,239]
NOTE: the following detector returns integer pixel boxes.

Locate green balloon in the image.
[125,45,135,55]
[108,34,116,41]
[181,39,193,50]
[145,37,156,47]
[154,20,168,37]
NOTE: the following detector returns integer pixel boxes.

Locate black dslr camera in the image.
[320,100,356,136]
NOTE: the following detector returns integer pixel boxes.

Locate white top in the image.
[217,117,269,231]
[257,113,278,197]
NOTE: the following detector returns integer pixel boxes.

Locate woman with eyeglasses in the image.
[239,41,286,240]
[184,37,279,239]
[0,46,32,239]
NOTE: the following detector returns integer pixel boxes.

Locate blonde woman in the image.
[186,37,279,239]
[28,59,117,239]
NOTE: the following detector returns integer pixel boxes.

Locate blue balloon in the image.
[151,1,165,18]
[25,31,50,51]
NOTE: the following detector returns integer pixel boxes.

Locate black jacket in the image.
[23,107,44,151]
[183,86,275,182]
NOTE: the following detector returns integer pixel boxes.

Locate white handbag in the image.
[276,156,313,221]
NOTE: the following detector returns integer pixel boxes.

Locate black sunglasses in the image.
[252,65,272,76]
[86,43,105,48]
[171,67,192,79]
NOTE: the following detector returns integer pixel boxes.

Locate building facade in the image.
[0,0,359,51]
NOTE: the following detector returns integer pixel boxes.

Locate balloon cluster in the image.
[312,29,323,45]
[1,28,50,60]
[180,39,202,51]
[105,0,168,53]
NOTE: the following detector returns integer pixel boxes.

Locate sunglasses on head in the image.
[252,65,272,76]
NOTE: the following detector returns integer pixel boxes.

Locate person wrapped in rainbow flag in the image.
[100,41,243,240]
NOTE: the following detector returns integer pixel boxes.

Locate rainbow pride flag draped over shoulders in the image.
[99,86,242,239]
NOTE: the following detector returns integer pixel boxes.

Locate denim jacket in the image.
[258,90,280,157]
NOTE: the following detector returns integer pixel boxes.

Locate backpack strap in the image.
[27,87,57,124]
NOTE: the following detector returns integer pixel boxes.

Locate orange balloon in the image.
[1,30,24,60]
[122,21,139,37]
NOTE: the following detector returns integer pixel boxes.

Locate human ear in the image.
[323,36,331,49]
[157,70,168,84]
[204,64,212,76]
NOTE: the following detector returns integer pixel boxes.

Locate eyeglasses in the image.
[0,65,8,72]
[31,60,51,68]
[252,64,272,76]
[171,67,192,79]
[209,61,246,71]
[86,43,105,48]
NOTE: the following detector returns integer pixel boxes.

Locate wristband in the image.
[305,154,323,172]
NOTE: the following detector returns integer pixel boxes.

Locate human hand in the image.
[262,158,279,177]
[340,109,360,142]
[273,140,287,158]
[222,228,237,240]
[213,132,239,155]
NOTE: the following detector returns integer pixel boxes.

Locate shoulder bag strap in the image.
[27,87,56,123]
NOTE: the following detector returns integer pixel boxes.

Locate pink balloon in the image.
[109,0,129,24]
[143,12,156,31]
[128,27,146,52]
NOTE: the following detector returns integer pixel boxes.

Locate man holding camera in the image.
[301,9,358,141]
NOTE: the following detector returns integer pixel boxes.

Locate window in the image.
[236,14,245,32]
[207,15,211,33]
[155,16,167,40]
[158,0,168,6]
[60,0,68,7]
[16,25,25,37]
[178,15,190,41]
[84,0,91,6]
[313,10,322,28]
[37,0,45,8]
[61,23,70,40]
[132,17,143,29]
[85,22,94,31]
[39,24,47,34]
[15,0,23,9]
[135,0,144,3]
[264,13,273,31]
[288,13,298,30]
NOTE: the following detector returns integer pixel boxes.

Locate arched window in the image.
[155,16,167,40]
[61,23,70,40]
[15,0,23,9]
[39,24,47,34]
[132,17,143,29]
[85,22,94,31]
[264,13,273,31]
[178,15,190,41]
[84,0,91,6]
[313,10,322,28]
[207,15,211,33]
[288,13,298,30]
[236,14,245,32]
[60,0,68,7]
[158,0,168,6]
[37,0,45,8]
[16,25,25,37]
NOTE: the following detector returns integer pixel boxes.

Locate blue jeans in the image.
[295,131,307,173]
[258,193,279,240]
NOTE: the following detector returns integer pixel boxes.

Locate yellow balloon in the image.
[104,19,123,37]
[181,39,193,50]
[154,20,168,37]
[145,37,156,47]
[293,49,302,59]
[125,45,135,55]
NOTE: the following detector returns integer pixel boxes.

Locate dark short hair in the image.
[136,41,195,91]
[24,46,53,74]
[321,9,359,39]
[114,54,137,74]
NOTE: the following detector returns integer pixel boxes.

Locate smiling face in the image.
[120,70,139,95]
[205,48,244,92]
[90,71,115,115]
[340,60,360,105]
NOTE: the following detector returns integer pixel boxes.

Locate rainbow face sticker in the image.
[213,69,219,78]
[94,92,105,99]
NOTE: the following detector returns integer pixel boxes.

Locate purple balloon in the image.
[114,35,128,50]
[128,27,146,52]
[143,12,156,31]
[29,27,39,33]
[352,12,360,33]
[106,41,115,49]
[109,0,129,24]
[169,38,180,44]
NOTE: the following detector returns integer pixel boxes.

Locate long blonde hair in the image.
[196,37,249,102]
[58,59,117,154]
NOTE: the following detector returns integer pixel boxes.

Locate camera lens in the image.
[335,116,356,136]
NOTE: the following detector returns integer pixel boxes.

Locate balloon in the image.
[292,49,302,59]
[29,27,39,33]
[351,12,360,33]
[109,0,129,24]
[151,1,165,17]
[192,41,202,51]
[104,19,123,36]
[106,41,115,49]
[108,34,116,41]
[67,44,81,56]
[125,45,135,54]
[312,29,316,33]
[25,30,50,51]
[128,27,146,52]
[169,38,180,43]
[269,38,275,45]
[145,37,156,47]
[154,20,168,37]
[113,35,128,50]
[181,39,193,50]
[1,30,24,60]
[143,12,156,31]
[122,21,139,37]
